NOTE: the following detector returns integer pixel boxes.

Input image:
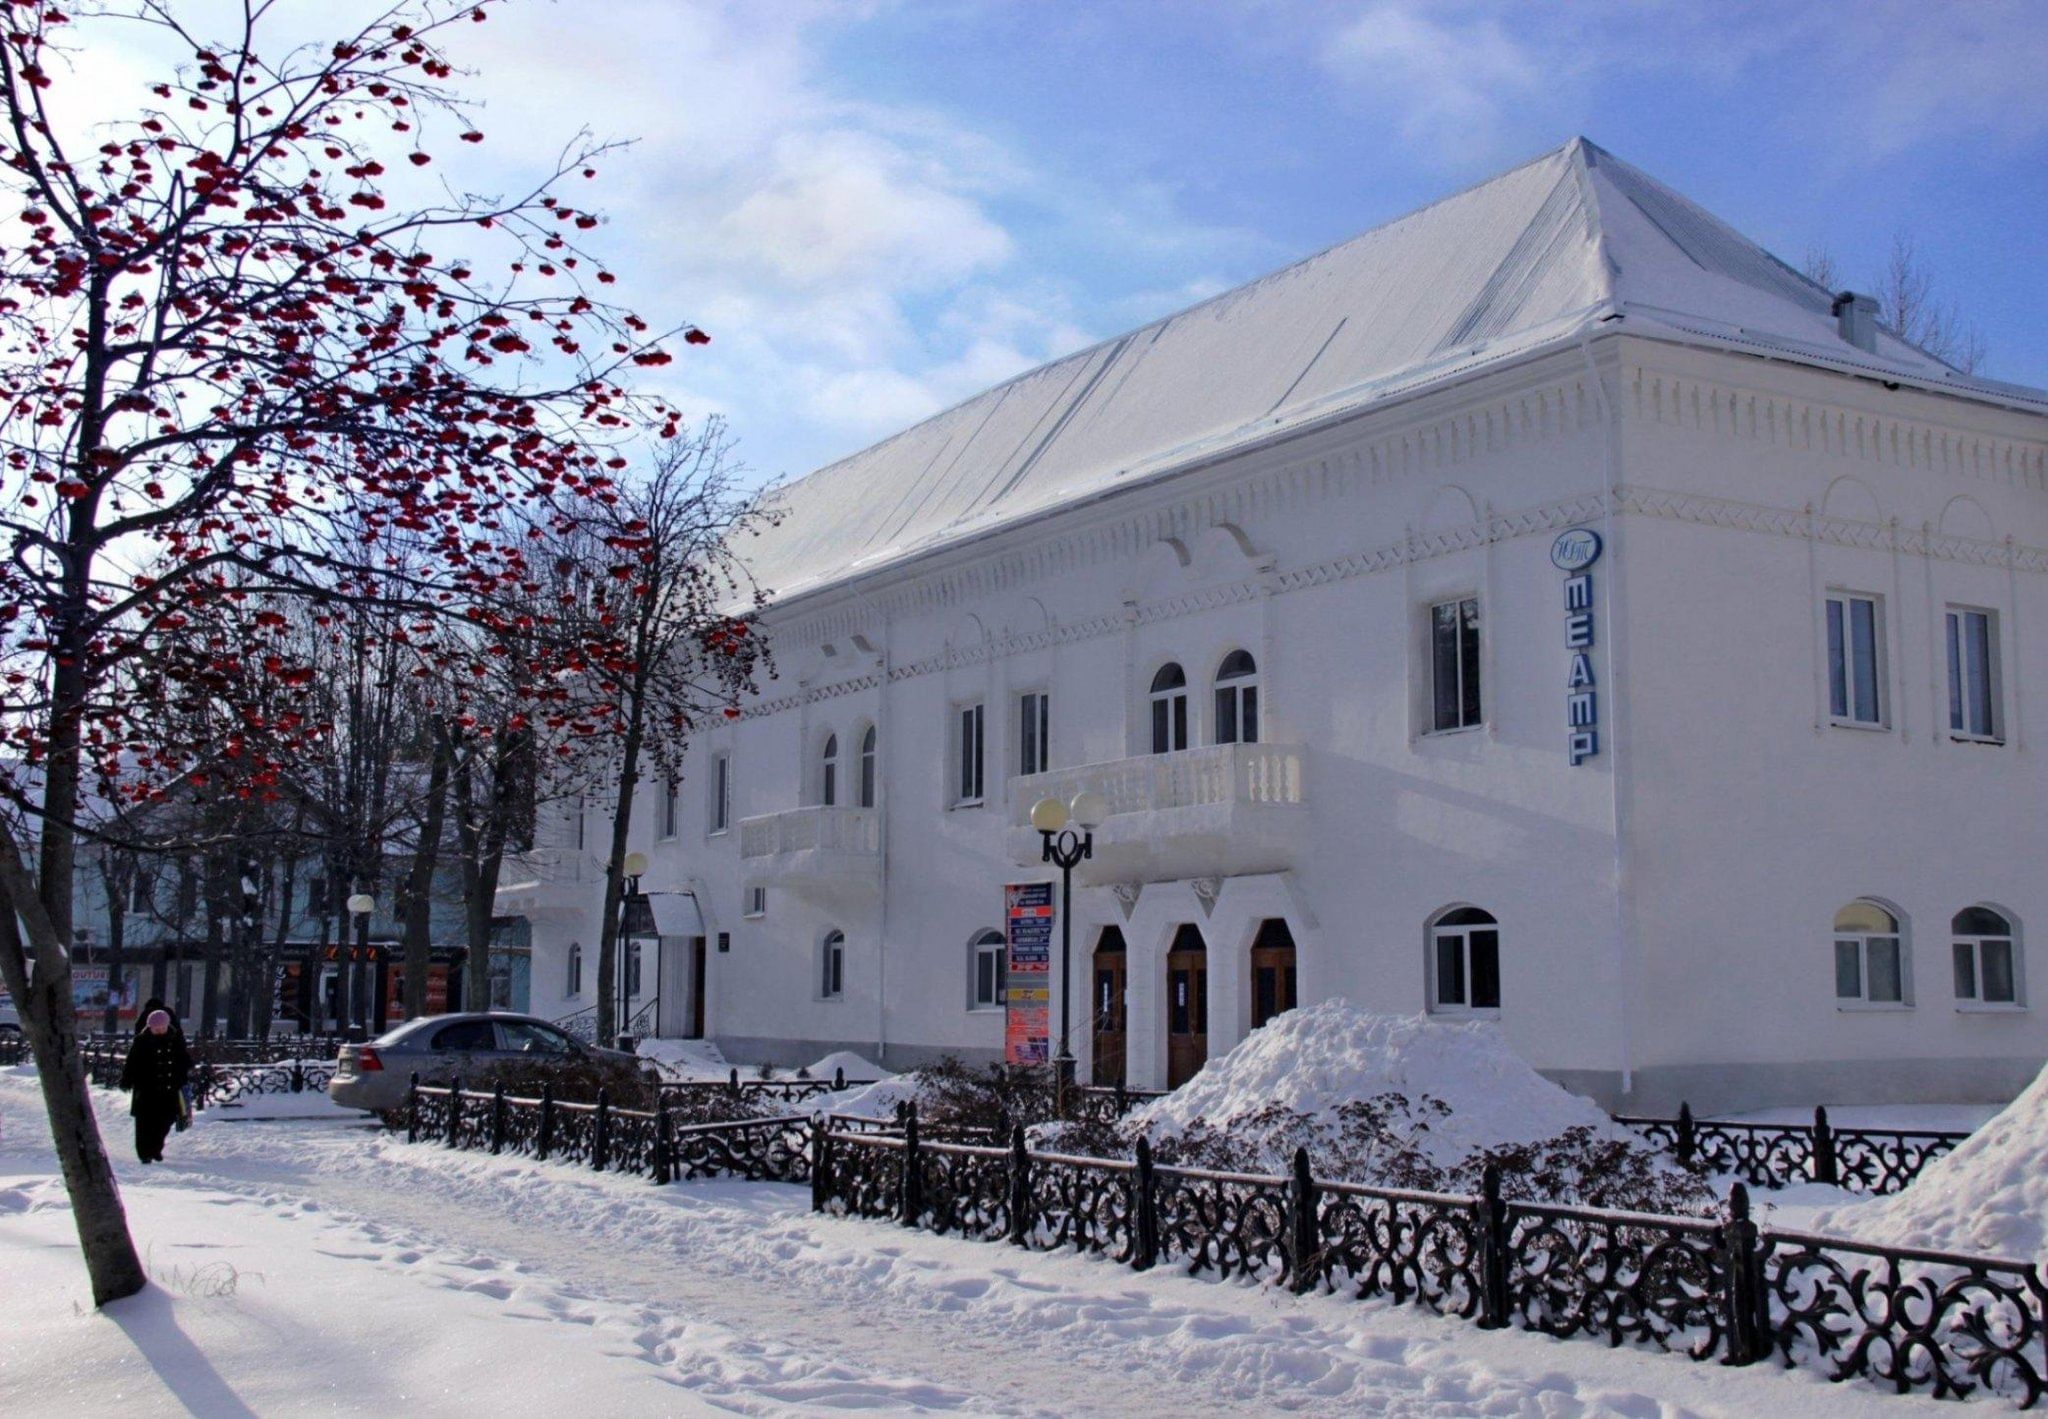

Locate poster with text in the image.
[1004,882,1053,1066]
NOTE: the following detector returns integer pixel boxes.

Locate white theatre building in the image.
[498,139,2048,1115]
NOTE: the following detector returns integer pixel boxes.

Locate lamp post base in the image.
[1054,1051,1076,1118]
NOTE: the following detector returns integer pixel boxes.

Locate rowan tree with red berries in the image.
[0,0,735,1305]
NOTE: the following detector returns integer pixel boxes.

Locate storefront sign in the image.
[1004,882,1053,1066]
[1552,528,1603,765]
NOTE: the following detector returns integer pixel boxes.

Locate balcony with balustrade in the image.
[738,806,882,899]
[1005,742,1307,883]
[494,845,595,921]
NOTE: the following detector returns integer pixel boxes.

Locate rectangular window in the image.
[1826,593,1884,726]
[1434,934,1465,1006]
[973,939,1008,1009]
[1468,929,1501,1010]
[1837,934,1903,1003]
[956,702,985,804]
[661,776,679,839]
[709,755,730,833]
[717,931,731,955]
[129,874,152,913]
[1019,691,1049,777]
[1430,598,1481,732]
[1946,607,2000,741]
[744,885,766,917]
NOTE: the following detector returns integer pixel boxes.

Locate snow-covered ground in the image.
[0,1070,1933,1415]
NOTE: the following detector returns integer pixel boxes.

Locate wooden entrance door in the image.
[1091,927,1127,1086]
[1250,918,1298,1031]
[1166,923,1208,1088]
[689,936,707,1039]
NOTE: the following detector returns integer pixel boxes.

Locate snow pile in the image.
[1816,1062,2048,1266]
[827,1073,922,1120]
[1127,999,1631,1169]
[636,1038,730,1080]
[805,1049,889,1083]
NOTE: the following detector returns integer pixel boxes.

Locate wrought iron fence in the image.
[77,1033,348,1066]
[656,1066,860,1109]
[1616,1104,1972,1195]
[403,1075,811,1186]
[1071,1085,1969,1196]
[815,1107,2048,1408]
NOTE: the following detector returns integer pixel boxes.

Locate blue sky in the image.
[86,1,2048,488]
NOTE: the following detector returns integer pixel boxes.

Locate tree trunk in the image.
[403,735,452,1020]
[0,825,147,1306]
[596,691,649,1047]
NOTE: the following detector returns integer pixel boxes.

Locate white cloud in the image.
[1322,3,1543,162]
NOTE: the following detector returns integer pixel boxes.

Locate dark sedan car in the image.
[328,1011,648,1113]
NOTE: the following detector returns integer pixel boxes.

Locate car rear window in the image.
[430,1020,498,1051]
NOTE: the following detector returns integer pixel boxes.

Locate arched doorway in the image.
[1091,926,1127,1085]
[1250,918,1297,1030]
[1166,923,1208,1088]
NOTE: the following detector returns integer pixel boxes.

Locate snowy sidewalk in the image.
[0,1071,1927,1416]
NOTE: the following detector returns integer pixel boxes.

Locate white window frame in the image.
[953,702,986,807]
[1427,908,1500,1015]
[660,775,679,840]
[969,929,1008,1011]
[743,885,766,919]
[820,929,846,1000]
[708,754,730,835]
[1428,597,1482,734]
[858,725,877,809]
[1834,902,1911,1009]
[1212,650,1259,746]
[1018,691,1050,777]
[1945,606,2003,744]
[1149,663,1189,754]
[1825,591,1888,729]
[1953,907,2023,1009]
[819,733,839,808]
[566,941,583,997]
[626,940,643,999]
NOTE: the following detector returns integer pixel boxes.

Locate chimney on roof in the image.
[1832,291,1879,354]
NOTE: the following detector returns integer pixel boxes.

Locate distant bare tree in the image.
[1803,236,1986,373]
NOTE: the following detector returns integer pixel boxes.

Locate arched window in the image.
[859,725,877,809]
[970,929,1007,1009]
[1953,906,2018,1005]
[1213,650,1259,745]
[820,734,839,807]
[820,929,845,999]
[1834,901,1905,1004]
[1150,663,1189,754]
[566,941,582,997]
[1430,907,1499,1012]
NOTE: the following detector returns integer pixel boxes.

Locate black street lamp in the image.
[344,890,374,1042]
[1030,790,1109,1109]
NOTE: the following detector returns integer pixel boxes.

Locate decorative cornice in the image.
[1630,363,2048,490]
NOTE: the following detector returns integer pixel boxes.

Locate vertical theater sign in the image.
[1552,528,1603,765]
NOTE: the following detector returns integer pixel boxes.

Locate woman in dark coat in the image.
[120,1009,191,1163]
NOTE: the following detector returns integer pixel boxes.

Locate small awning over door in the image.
[643,892,704,939]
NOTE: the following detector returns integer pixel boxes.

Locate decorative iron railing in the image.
[1071,1084,1970,1197]
[656,1066,862,1109]
[813,1107,2047,1408]
[402,1075,811,1186]
[1616,1104,1972,1195]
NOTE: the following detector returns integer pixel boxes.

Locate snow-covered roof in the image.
[748,137,2047,604]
